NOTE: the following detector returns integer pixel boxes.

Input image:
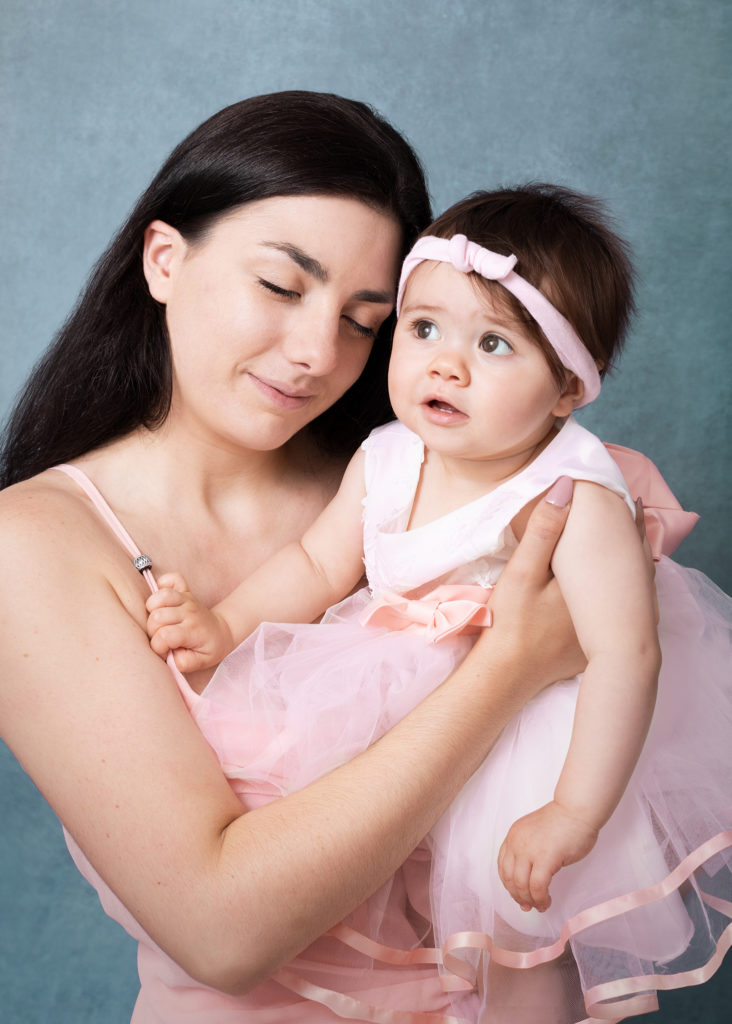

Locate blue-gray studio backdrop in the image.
[1,2,730,1022]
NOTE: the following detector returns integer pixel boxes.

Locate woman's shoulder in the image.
[0,471,99,595]
[0,466,103,539]
[0,466,147,619]
[0,468,88,545]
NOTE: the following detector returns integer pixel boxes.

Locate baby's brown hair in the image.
[426,184,636,387]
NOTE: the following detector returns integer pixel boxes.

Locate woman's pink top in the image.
[54,462,456,1024]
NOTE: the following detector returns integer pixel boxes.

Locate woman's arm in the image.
[146,449,368,668]
[0,480,579,996]
[498,481,661,912]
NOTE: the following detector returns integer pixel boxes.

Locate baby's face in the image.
[388,261,580,482]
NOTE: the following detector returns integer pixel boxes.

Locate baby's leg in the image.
[478,950,585,1024]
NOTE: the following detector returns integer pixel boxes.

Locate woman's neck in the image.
[73,424,344,606]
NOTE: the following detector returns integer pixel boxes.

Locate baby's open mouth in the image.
[428,399,461,414]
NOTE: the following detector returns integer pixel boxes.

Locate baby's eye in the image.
[414,319,440,340]
[479,333,513,355]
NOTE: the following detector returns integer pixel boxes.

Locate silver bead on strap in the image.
[133,555,153,573]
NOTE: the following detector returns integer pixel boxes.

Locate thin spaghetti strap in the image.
[53,463,159,595]
[51,464,200,709]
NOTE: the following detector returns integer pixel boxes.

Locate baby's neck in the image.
[409,423,561,529]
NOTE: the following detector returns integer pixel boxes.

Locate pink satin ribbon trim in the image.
[327,922,443,966]
[360,584,493,643]
[272,966,462,1024]
[701,890,732,916]
[584,921,732,1017]
[604,443,699,558]
[441,830,732,978]
[272,831,731,1021]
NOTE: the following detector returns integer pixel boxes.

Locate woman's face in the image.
[144,195,402,453]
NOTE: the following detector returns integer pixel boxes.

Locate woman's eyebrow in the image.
[353,288,394,304]
[261,241,328,282]
[261,241,394,304]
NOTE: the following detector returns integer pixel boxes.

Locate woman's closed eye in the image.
[479,332,513,355]
[258,277,300,299]
[343,316,377,340]
[259,277,379,340]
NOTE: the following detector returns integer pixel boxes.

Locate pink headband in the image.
[396,234,601,406]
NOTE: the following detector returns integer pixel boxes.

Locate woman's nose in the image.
[283,312,341,377]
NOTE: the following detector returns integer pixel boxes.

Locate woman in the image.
[0,91,599,1021]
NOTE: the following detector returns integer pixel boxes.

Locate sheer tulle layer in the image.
[198,558,732,1022]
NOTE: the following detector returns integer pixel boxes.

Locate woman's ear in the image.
[142,220,183,303]
[552,374,585,416]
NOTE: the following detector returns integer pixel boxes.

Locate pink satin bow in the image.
[446,233,518,279]
[605,443,699,558]
[360,584,493,643]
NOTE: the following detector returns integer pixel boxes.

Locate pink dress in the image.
[54,462,455,1024]
[196,418,732,1023]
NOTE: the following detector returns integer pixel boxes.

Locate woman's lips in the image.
[248,373,313,410]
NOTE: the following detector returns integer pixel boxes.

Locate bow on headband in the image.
[396,234,601,407]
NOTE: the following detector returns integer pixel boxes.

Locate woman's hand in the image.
[473,481,657,702]
[636,497,659,621]
[476,477,586,698]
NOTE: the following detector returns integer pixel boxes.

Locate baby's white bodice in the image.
[360,418,634,595]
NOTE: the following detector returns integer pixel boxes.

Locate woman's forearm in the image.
[192,496,581,992]
[207,635,540,992]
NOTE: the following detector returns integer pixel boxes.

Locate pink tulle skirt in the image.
[197,557,732,1023]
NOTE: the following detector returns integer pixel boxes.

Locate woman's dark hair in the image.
[426,184,635,387]
[1,91,431,486]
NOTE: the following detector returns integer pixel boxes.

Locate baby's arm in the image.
[498,480,661,912]
[146,449,368,671]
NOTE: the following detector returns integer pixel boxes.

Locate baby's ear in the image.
[552,374,584,416]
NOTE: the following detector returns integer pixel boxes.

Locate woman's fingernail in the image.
[545,475,573,508]
[635,497,647,540]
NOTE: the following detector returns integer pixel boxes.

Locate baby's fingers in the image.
[509,856,535,912]
[170,648,212,674]
[155,571,191,593]
[146,588,188,614]
[497,842,532,912]
[146,604,188,634]
[528,862,553,913]
[148,623,194,659]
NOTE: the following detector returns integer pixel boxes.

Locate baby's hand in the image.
[145,572,235,672]
[497,801,598,913]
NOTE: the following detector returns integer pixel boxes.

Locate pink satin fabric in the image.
[360,584,493,642]
[605,442,699,557]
